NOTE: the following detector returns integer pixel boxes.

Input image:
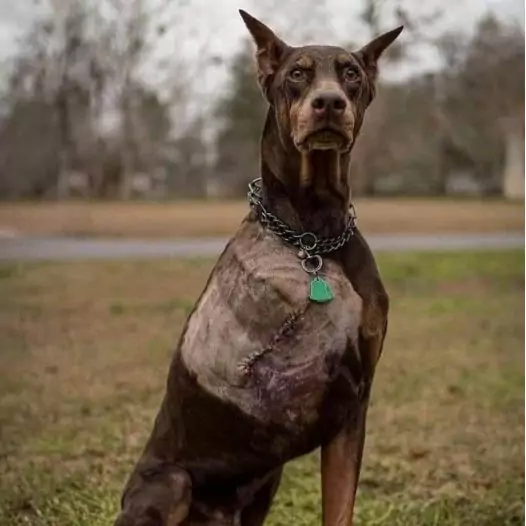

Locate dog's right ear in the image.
[239,10,290,94]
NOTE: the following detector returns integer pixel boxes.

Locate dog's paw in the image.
[114,506,163,526]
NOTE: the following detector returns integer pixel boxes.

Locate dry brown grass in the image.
[0,198,523,238]
[0,250,523,525]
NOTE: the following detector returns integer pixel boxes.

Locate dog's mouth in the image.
[298,128,352,152]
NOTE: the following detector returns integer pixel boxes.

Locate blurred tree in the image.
[0,3,95,198]
[439,14,524,193]
[212,41,267,197]
[354,14,524,196]
[0,0,211,199]
[350,0,444,194]
[165,117,209,198]
[352,77,439,195]
[0,98,60,197]
[1,2,522,200]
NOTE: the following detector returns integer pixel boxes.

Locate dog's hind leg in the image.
[240,467,283,526]
[114,463,192,526]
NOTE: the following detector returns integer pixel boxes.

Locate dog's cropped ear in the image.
[239,10,290,94]
[356,26,403,80]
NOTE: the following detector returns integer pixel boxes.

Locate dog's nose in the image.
[311,92,347,115]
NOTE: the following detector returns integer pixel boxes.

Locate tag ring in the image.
[301,255,323,274]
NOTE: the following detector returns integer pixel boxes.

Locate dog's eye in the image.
[289,68,307,82]
[343,67,359,82]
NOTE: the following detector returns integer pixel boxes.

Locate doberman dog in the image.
[114,10,402,526]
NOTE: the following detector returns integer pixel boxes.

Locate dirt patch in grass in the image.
[0,198,523,238]
[0,250,523,525]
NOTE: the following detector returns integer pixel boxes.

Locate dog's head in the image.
[239,10,402,153]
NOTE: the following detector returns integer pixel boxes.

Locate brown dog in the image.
[114,10,401,526]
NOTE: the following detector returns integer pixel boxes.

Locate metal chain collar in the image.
[247,177,356,274]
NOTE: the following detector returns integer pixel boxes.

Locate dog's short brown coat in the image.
[115,10,402,526]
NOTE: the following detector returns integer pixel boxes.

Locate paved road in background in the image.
[0,233,523,261]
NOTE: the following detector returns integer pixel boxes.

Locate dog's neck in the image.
[259,110,352,238]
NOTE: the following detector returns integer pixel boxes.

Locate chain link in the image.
[247,177,356,256]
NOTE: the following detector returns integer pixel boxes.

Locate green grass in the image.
[0,250,523,525]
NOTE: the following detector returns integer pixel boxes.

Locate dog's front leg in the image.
[321,399,369,526]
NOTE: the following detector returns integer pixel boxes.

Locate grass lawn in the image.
[0,198,523,238]
[0,250,523,525]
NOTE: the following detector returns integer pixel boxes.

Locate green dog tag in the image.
[309,276,334,303]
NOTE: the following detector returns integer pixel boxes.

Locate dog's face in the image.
[239,10,402,154]
[274,45,370,153]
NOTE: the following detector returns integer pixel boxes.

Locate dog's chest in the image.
[180,226,363,432]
